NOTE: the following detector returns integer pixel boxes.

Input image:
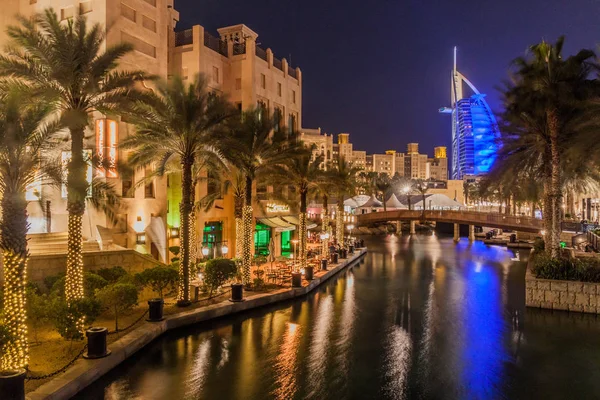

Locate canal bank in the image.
[28,248,367,400]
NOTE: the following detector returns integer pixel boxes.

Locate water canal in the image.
[77,235,600,400]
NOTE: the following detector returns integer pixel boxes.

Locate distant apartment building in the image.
[1,0,179,262]
[367,143,447,180]
[330,133,366,170]
[427,146,449,180]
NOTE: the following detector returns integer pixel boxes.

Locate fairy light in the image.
[235,217,243,259]
[1,251,29,370]
[298,212,308,269]
[177,209,187,302]
[321,213,329,258]
[336,209,344,245]
[189,210,197,264]
[241,205,253,285]
[65,214,85,302]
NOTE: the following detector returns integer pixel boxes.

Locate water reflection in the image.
[78,235,600,400]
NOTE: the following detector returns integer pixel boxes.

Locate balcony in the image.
[175,29,193,46]
[204,32,228,56]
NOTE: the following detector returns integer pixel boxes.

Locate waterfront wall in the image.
[0,250,162,286]
[525,269,600,314]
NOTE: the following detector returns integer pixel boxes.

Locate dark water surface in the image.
[77,235,600,400]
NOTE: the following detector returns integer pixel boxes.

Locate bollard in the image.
[321,258,328,271]
[331,252,339,264]
[147,298,164,322]
[304,266,314,281]
[84,327,111,359]
[291,272,302,288]
[230,283,244,302]
[349,245,354,254]
[0,369,26,400]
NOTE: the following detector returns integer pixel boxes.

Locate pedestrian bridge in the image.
[356,210,543,233]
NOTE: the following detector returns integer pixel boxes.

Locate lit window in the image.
[96,119,119,178]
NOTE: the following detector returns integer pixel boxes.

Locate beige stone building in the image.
[427,146,449,181]
[170,23,303,258]
[2,0,179,262]
[301,128,334,169]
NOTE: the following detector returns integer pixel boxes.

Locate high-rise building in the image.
[439,47,499,180]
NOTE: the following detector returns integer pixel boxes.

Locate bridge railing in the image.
[356,209,544,231]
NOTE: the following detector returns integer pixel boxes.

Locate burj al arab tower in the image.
[439,47,499,180]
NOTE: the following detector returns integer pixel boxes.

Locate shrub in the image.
[204,258,237,296]
[49,297,102,341]
[532,253,600,282]
[136,266,178,299]
[44,273,65,291]
[96,283,139,332]
[51,273,108,298]
[96,266,128,283]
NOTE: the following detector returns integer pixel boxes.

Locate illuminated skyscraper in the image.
[439,47,499,179]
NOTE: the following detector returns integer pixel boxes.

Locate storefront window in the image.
[281,230,291,255]
[254,223,271,256]
[202,221,223,259]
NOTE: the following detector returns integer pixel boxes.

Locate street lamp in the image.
[221,243,229,255]
[201,246,210,257]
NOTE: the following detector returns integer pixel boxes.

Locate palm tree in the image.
[267,148,321,270]
[498,37,600,257]
[0,90,59,370]
[122,75,232,306]
[329,156,359,245]
[374,173,392,212]
[229,108,303,284]
[313,168,335,258]
[0,9,152,302]
[413,179,429,216]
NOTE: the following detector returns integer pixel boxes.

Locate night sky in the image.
[175,0,599,156]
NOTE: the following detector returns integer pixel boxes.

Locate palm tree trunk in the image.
[177,159,193,306]
[66,127,87,303]
[322,195,329,259]
[548,109,562,258]
[336,195,344,245]
[234,194,243,260]
[298,190,308,270]
[241,176,253,285]
[0,190,29,370]
[189,183,197,265]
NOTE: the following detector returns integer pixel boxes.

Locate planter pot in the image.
[0,369,25,400]
[230,283,244,302]
[349,245,354,254]
[147,298,164,322]
[321,258,328,271]
[84,327,111,359]
[341,249,348,259]
[291,272,303,288]
[331,252,339,264]
[304,266,314,281]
